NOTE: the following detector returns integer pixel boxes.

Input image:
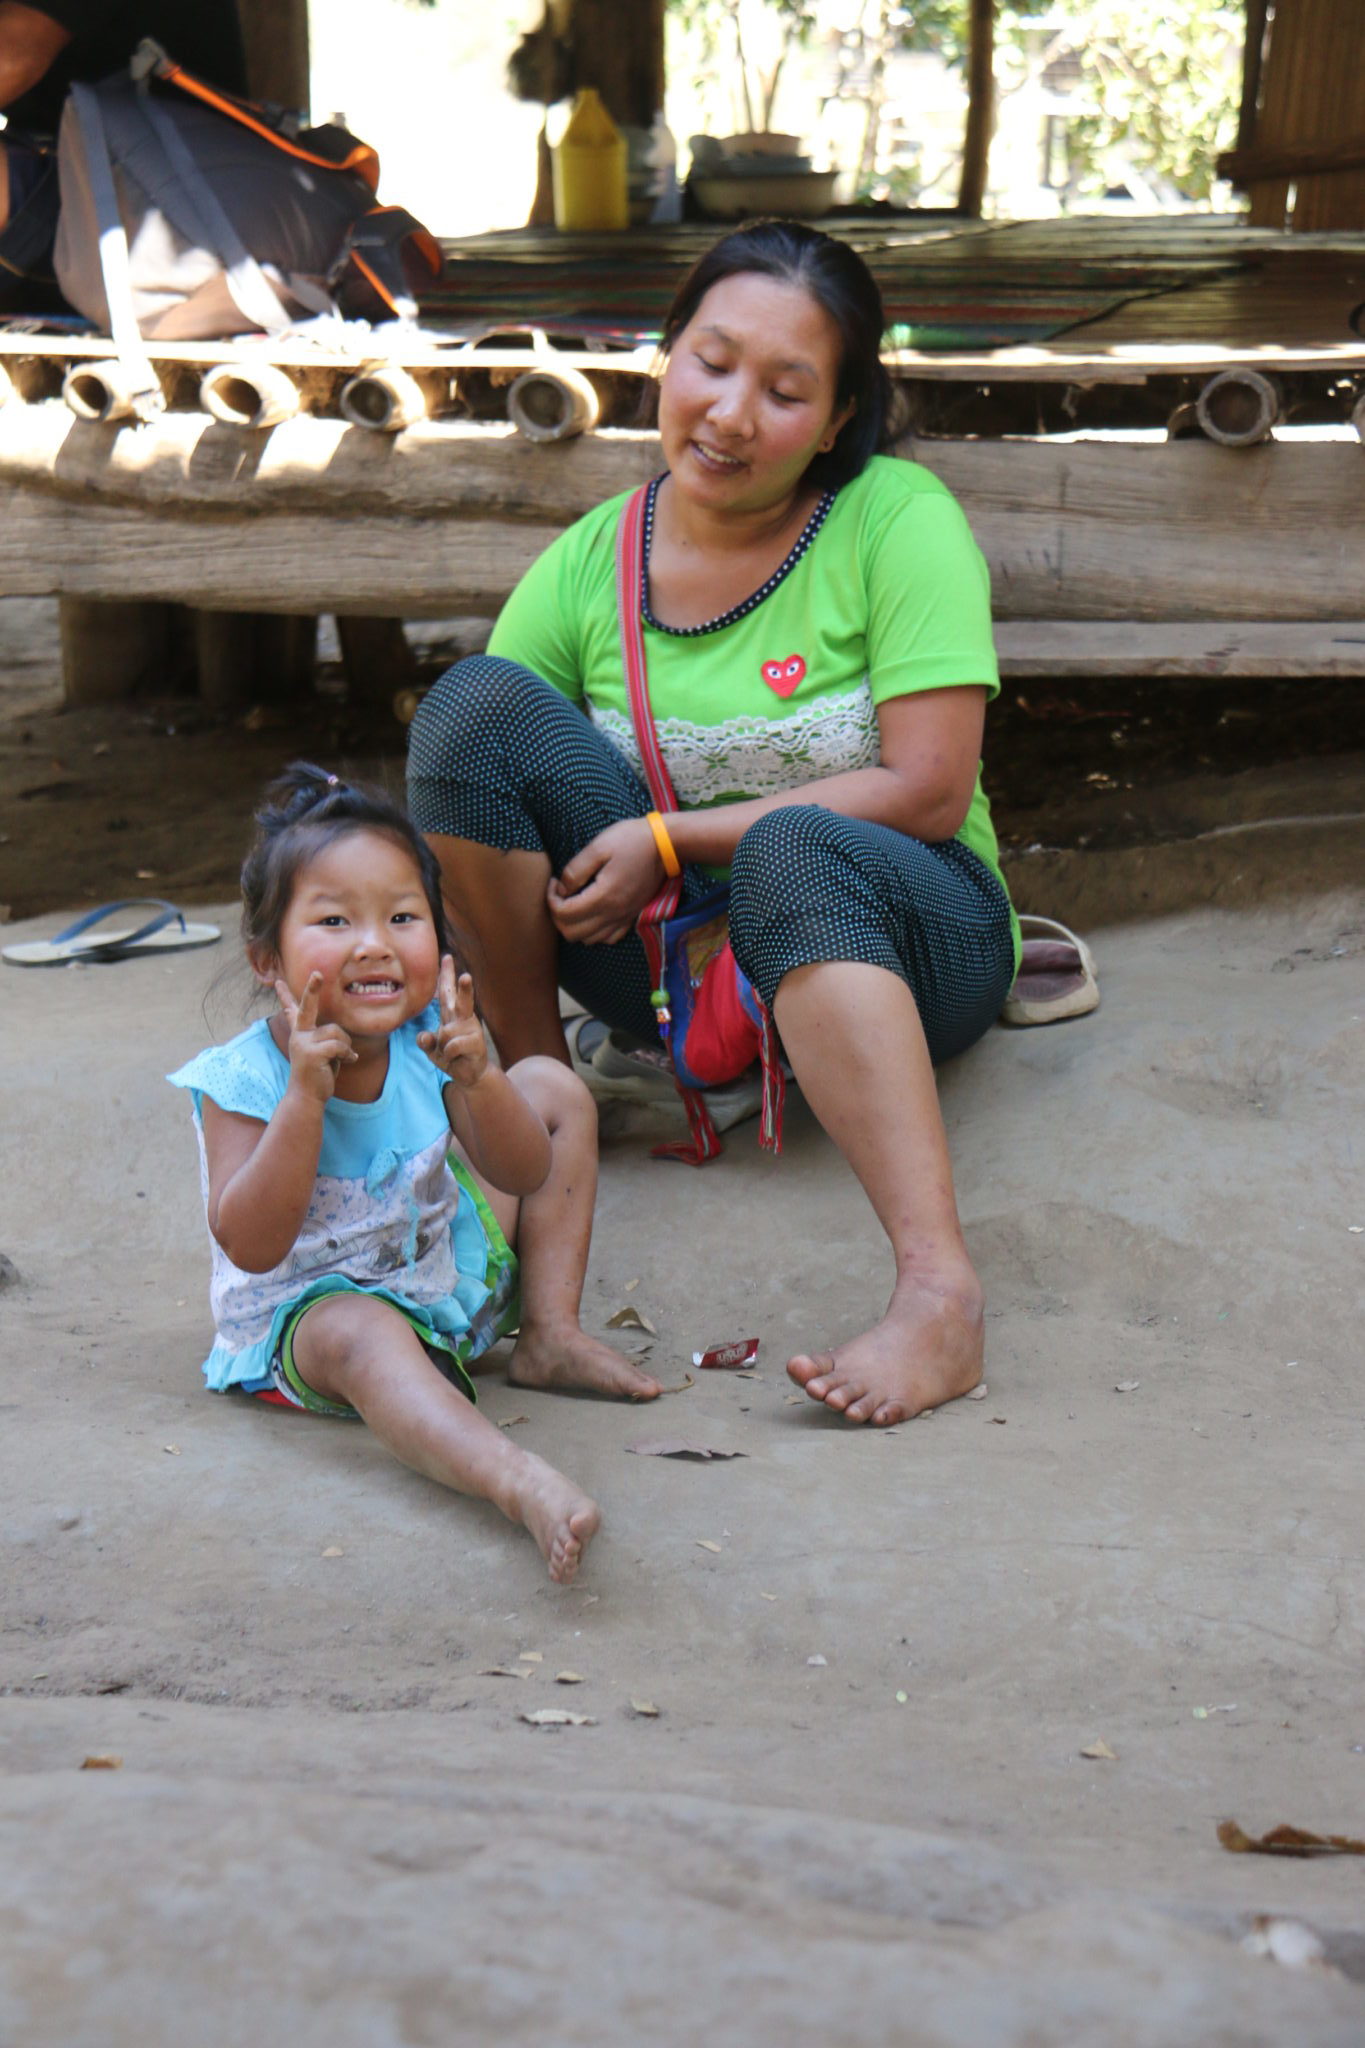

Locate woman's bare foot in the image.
[508,1321,661,1401]
[787,1269,984,1426]
[509,1451,601,1584]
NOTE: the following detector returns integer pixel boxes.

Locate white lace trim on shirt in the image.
[590,684,880,805]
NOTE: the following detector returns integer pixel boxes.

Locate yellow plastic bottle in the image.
[552,87,629,232]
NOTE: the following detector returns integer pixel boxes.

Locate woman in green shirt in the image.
[408,221,1017,1427]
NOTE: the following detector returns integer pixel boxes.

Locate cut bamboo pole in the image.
[200,362,302,430]
[339,363,429,432]
[1194,368,1282,445]
[505,364,601,441]
[62,359,147,423]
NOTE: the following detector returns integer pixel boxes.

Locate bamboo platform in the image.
[1,214,1362,696]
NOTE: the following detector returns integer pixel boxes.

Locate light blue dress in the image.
[168,1009,506,1399]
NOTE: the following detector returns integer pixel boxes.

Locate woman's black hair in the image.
[660,219,898,491]
[240,762,454,968]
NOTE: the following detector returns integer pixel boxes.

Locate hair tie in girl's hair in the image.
[326,774,339,787]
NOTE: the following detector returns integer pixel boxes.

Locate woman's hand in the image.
[275,972,356,1104]
[418,956,489,1089]
[547,818,663,946]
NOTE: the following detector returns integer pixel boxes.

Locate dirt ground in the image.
[2,600,1365,2044]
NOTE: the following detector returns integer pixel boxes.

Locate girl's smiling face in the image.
[657,271,854,516]
[254,828,441,1043]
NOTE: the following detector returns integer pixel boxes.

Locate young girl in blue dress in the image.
[169,763,659,1583]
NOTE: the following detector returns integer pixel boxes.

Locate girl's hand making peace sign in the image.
[275,971,357,1104]
[418,957,489,1090]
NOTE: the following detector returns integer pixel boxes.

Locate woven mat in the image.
[422,221,1240,351]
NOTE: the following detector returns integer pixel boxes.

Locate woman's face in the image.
[658,271,854,517]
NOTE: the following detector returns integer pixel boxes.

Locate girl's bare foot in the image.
[510,1451,601,1583]
[508,1321,661,1401]
[787,1268,984,1426]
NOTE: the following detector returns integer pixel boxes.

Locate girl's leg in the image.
[729,806,1015,1425]
[292,1293,600,1583]
[467,1057,662,1402]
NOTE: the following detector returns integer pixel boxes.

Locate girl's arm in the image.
[419,957,552,1196]
[202,971,356,1272]
[548,686,987,947]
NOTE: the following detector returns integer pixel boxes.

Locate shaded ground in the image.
[1,597,1363,926]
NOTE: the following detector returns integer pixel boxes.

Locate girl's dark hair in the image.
[660,219,897,491]
[240,762,454,965]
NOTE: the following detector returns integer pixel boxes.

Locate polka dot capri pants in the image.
[407,657,1017,1065]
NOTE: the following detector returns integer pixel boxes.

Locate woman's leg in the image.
[774,961,984,1422]
[407,656,689,1067]
[729,806,1015,1425]
[464,1057,663,1402]
[292,1292,600,1583]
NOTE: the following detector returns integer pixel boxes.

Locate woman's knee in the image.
[408,655,554,767]
[730,806,865,933]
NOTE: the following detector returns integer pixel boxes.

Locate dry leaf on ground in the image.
[497,1415,530,1430]
[1115,1379,1141,1393]
[695,1539,723,1553]
[966,1384,989,1401]
[479,1666,530,1680]
[659,1373,696,1396]
[521,1709,596,1728]
[80,1754,123,1770]
[626,1439,746,1461]
[1218,1819,1365,1857]
[517,1651,542,1664]
[320,1546,344,1558]
[629,1698,659,1717]
[1080,1739,1118,1760]
[607,1306,657,1334]
[554,1671,585,1684]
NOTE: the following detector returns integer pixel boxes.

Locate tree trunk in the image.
[958,0,995,216]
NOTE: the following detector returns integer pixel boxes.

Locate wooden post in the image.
[958,0,995,217]
[336,616,418,719]
[566,0,665,127]
[1236,0,1271,154]
[58,598,173,707]
[236,0,310,112]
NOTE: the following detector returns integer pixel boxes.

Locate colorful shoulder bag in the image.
[616,484,785,1165]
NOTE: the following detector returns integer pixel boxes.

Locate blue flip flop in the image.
[2,898,221,966]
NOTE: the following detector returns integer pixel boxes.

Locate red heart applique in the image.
[761,654,807,699]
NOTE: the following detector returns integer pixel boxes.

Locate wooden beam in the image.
[957,0,995,217]
[3,413,1364,628]
[1218,134,1365,184]
[994,620,1365,677]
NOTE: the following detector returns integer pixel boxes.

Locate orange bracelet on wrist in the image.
[645,809,682,879]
